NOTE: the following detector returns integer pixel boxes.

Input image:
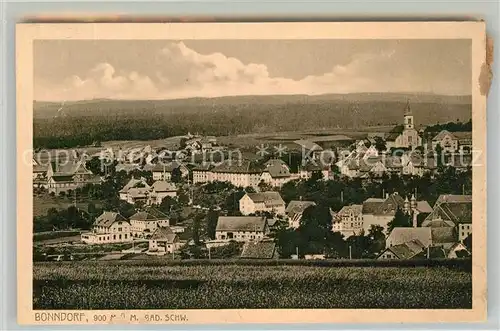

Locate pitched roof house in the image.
[386,227,456,249]
[215,216,269,241]
[378,239,425,260]
[285,200,316,229]
[239,191,286,216]
[148,226,180,254]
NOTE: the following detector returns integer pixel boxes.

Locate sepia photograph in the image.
[16,22,487,324]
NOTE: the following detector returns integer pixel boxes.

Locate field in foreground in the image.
[33,260,472,309]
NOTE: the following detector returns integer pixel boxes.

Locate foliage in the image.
[387,208,412,233]
[424,119,472,134]
[33,262,472,309]
[464,234,472,252]
[205,210,219,240]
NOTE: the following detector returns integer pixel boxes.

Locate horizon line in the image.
[34,91,473,103]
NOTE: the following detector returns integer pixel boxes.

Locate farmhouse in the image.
[81,211,132,244]
[285,200,316,229]
[151,161,189,181]
[421,194,472,241]
[46,160,102,194]
[129,209,170,238]
[149,181,178,205]
[378,239,425,260]
[215,216,269,242]
[119,178,150,201]
[431,130,473,154]
[148,226,181,254]
[386,227,456,249]
[239,191,286,216]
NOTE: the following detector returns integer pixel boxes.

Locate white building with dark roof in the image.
[422,194,472,241]
[148,226,181,254]
[215,216,269,241]
[81,211,132,244]
[129,209,170,238]
[333,204,364,238]
[260,159,292,187]
[239,191,286,216]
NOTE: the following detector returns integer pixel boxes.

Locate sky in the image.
[34,39,472,101]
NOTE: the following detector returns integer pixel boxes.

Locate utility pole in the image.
[296,246,299,259]
[349,245,352,260]
[462,184,465,195]
[427,246,430,259]
[341,191,344,203]
[73,189,77,208]
[208,246,211,260]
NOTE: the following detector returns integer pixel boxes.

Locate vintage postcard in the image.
[17,22,488,325]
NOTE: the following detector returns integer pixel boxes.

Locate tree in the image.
[179,137,188,149]
[158,196,179,214]
[374,136,387,152]
[367,225,386,254]
[171,167,182,183]
[298,205,333,254]
[387,208,412,233]
[85,156,105,176]
[206,209,219,240]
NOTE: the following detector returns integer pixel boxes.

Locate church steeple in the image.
[404,99,414,129]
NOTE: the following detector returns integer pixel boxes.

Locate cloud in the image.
[34,42,456,101]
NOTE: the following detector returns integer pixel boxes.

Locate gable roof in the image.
[151,181,177,192]
[119,178,150,193]
[294,139,323,151]
[384,239,424,259]
[387,227,433,247]
[129,211,158,222]
[285,200,316,214]
[151,161,187,173]
[127,187,150,198]
[386,125,404,141]
[430,227,457,244]
[263,159,291,178]
[95,211,127,228]
[423,195,472,225]
[337,204,363,217]
[216,216,267,232]
[432,130,455,141]
[245,192,285,207]
[362,198,385,214]
[240,240,276,259]
[150,226,177,243]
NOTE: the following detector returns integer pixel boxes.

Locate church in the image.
[385,100,422,150]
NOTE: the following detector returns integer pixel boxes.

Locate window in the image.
[124,234,127,239]
[118,227,122,232]
[113,235,116,240]
[119,234,122,239]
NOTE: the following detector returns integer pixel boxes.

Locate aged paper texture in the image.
[17,22,487,325]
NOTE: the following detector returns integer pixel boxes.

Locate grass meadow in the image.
[33,260,472,309]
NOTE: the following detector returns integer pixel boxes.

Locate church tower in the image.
[404,99,414,130]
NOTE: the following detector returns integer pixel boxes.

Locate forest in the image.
[33,96,472,149]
